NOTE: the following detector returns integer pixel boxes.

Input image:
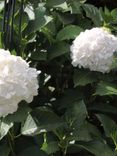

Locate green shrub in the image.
[0,0,117,156]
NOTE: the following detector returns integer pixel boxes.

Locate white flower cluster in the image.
[0,49,40,117]
[70,27,117,73]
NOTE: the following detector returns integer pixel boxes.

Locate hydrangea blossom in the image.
[0,49,40,117]
[70,27,117,73]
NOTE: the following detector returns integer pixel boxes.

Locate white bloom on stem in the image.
[70,27,117,73]
[0,49,40,117]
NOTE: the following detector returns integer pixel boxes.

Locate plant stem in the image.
[63,141,68,156]
[8,131,16,156]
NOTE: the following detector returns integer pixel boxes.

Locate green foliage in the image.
[82,4,103,26]
[41,133,59,154]
[76,140,116,156]
[74,70,97,87]
[47,41,70,60]
[0,119,13,140]
[0,0,117,156]
[24,4,53,35]
[56,25,83,41]
[97,114,117,149]
[46,0,68,10]
[95,82,117,96]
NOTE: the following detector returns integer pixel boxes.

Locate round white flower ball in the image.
[0,49,40,117]
[70,27,117,73]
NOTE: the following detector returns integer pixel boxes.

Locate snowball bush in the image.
[70,27,117,73]
[0,49,40,117]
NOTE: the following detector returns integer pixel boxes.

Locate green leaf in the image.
[111,8,117,19]
[97,114,117,149]
[41,24,56,43]
[47,42,69,60]
[76,140,116,156]
[74,70,97,87]
[89,103,117,114]
[18,146,47,156]
[95,72,115,82]
[65,100,87,126]
[53,88,84,110]
[31,107,64,131]
[30,51,47,61]
[57,12,75,25]
[24,5,35,20]
[94,82,117,96]
[25,4,52,35]
[70,0,86,14]
[78,17,92,29]
[21,114,38,136]
[70,0,82,14]
[5,103,31,123]
[46,0,68,10]
[68,121,101,142]
[22,107,64,136]
[56,25,83,41]
[99,7,113,23]
[82,4,103,26]
[41,133,59,154]
[96,114,117,138]
[41,141,59,154]
[0,119,13,140]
